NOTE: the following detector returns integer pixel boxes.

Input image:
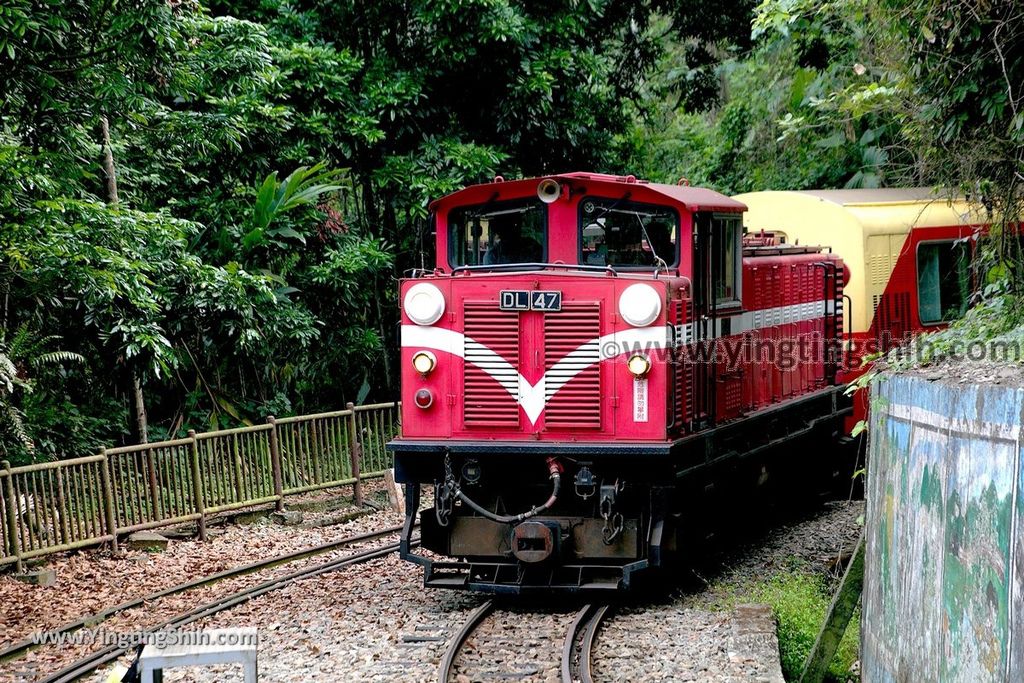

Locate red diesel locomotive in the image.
[388,172,850,592]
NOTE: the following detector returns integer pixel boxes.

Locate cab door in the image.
[690,212,718,427]
[690,212,744,428]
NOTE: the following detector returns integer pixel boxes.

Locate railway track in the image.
[41,539,409,683]
[439,600,612,683]
[562,603,612,683]
[0,524,407,667]
[3,526,413,683]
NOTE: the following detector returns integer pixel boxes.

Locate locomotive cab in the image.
[389,173,850,592]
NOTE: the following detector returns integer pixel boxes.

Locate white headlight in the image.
[404,283,445,325]
[618,284,662,327]
[627,354,652,378]
[412,350,437,375]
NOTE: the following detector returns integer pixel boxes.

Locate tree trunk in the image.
[132,370,149,444]
[100,117,119,205]
[101,116,148,445]
[798,534,865,683]
[374,283,393,392]
[0,273,10,336]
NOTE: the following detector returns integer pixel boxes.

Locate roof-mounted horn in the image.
[537,178,561,204]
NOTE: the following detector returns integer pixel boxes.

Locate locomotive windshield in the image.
[448,199,545,267]
[578,198,678,268]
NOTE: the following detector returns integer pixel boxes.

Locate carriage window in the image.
[578,198,678,268]
[917,241,970,324]
[448,199,545,268]
[712,215,741,306]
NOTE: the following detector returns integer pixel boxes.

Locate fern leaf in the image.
[33,351,86,368]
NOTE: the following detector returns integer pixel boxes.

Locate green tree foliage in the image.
[877,0,1023,284]
[7,0,1017,462]
[624,2,903,194]
[739,1,1022,270]
[0,0,697,462]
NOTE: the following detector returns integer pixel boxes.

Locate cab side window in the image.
[917,241,970,324]
[711,215,742,306]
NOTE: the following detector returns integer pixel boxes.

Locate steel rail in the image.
[438,599,495,682]
[1,524,406,664]
[561,603,610,683]
[34,537,414,683]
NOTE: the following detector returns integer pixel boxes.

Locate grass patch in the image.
[707,565,859,682]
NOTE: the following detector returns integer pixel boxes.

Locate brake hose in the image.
[453,457,562,524]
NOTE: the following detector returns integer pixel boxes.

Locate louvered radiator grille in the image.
[873,291,911,351]
[830,262,845,382]
[543,302,601,428]
[463,302,520,426]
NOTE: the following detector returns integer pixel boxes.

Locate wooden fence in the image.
[0,402,400,571]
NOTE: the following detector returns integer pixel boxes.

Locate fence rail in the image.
[0,402,400,571]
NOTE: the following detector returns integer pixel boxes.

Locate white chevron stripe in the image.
[400,325,668,424]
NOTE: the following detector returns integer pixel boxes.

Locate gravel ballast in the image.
[133,503,858,681]
[0,484,403,679]
[2,494,862,682]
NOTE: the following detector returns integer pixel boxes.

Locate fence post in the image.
[187,430,207,542]
[54,467,71,545]
[2,461,24,573]
[267,416,284,512]
[99,449,119,554]
[799,533,865,683]
[145,447,160,520]
[346,403,363,507]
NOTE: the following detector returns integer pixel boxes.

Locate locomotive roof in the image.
[429,172,746,213]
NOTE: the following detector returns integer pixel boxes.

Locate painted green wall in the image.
[864,374,1024,682]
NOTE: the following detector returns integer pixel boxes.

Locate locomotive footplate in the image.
[419,558,649,593]
[421,513,642,560]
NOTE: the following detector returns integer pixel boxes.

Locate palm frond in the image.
[249,162,348,243]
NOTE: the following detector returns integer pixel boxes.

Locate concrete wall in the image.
[863,373,1024,682]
